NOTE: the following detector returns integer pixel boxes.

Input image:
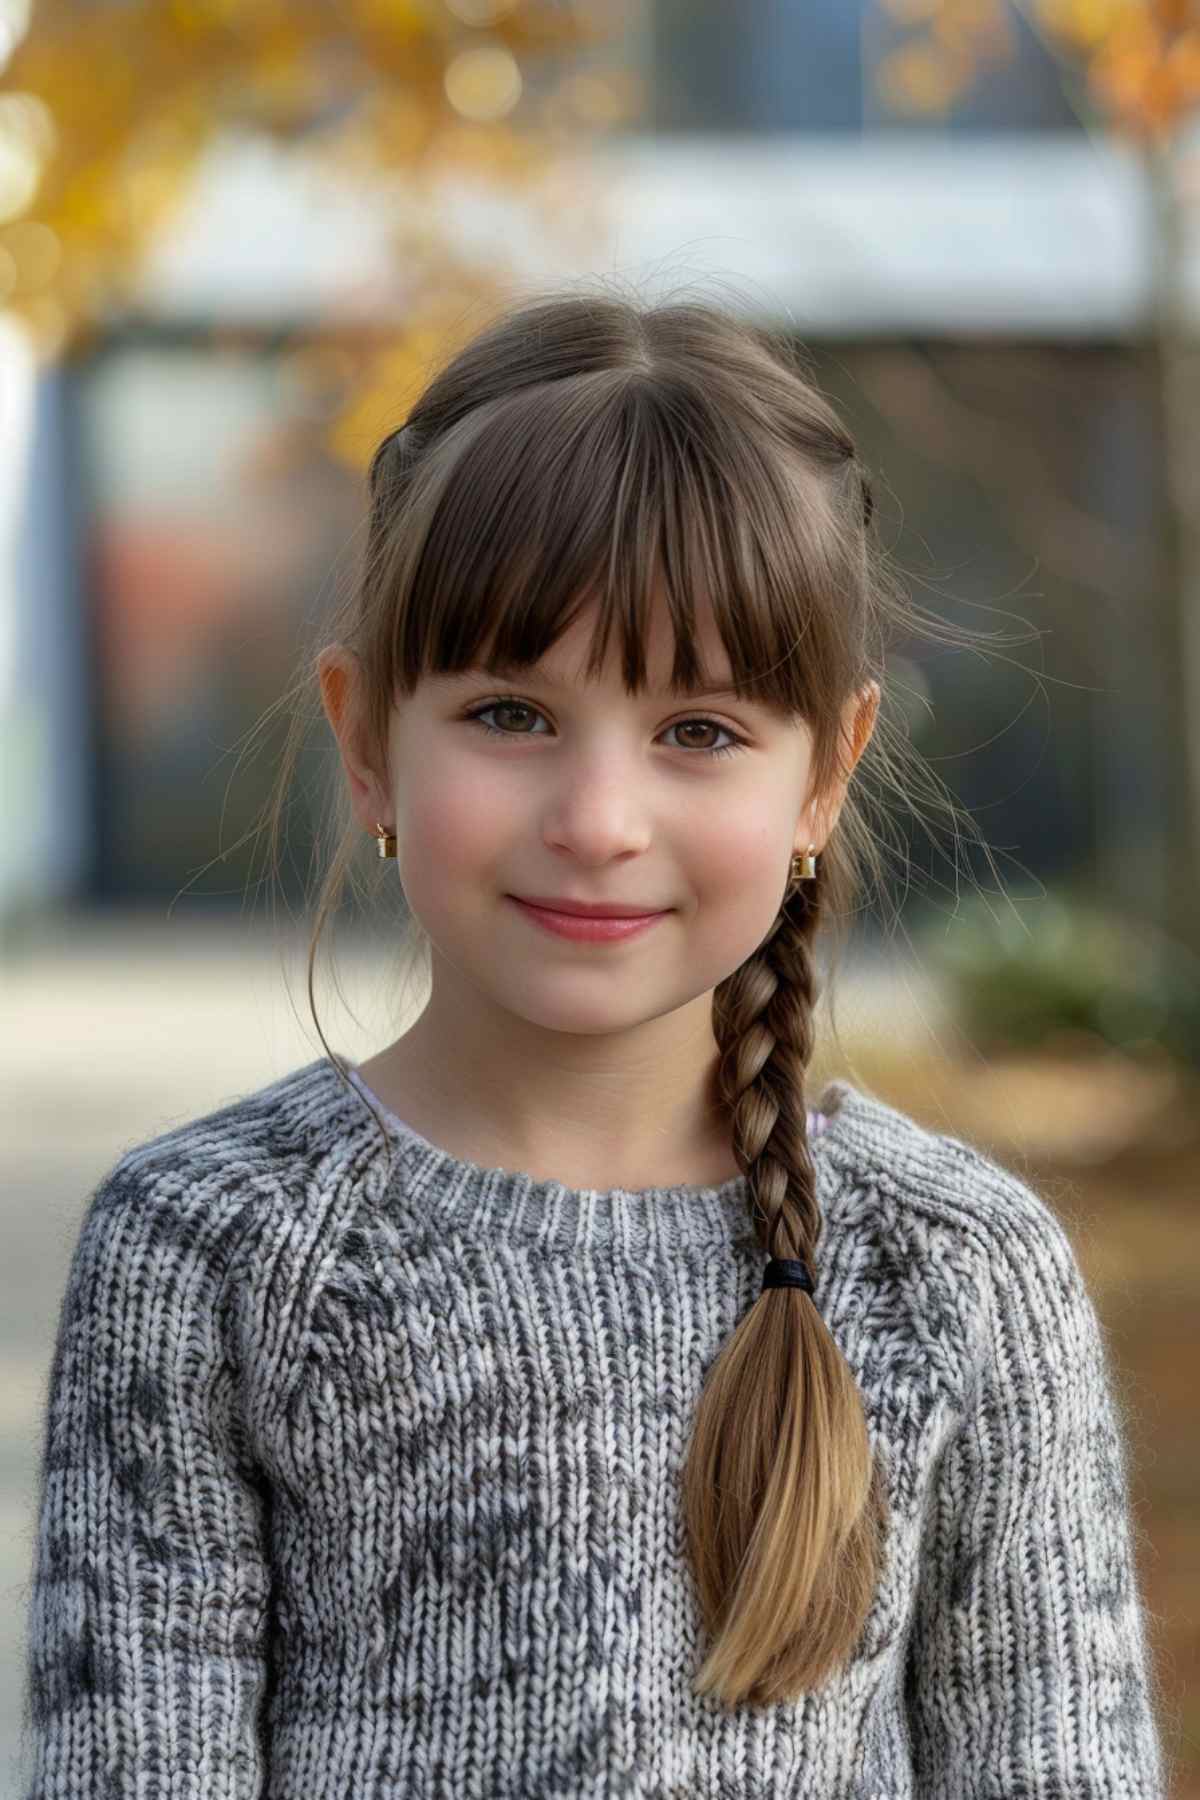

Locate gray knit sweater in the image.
[21,1053,1168,1799]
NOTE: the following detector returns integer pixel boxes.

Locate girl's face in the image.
[369,601,850,1046]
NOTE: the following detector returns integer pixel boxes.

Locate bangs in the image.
[375,372,857,722]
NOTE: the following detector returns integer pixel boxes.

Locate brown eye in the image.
[467,700,545,737]
[488,701,537,733]
[673,719,720,751]
[661,718,747,759]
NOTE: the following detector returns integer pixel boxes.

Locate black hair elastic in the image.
[761,1257,815,1296]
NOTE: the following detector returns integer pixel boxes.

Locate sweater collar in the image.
[277,1052,886,1257]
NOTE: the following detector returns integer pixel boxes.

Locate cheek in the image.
[687,820,793,953]
[696,815,783,891]
[397,751,518,892]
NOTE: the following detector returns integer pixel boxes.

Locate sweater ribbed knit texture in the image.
[21,1053,1167,1799]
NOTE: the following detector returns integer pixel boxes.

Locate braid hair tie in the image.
[761,1257,814,1297]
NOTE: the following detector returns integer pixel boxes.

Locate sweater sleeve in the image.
[21,1158,274,1798]
[904,1179,1169,1799]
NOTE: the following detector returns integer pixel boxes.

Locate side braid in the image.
[712,867,821,1272]
[689,856,888,1708]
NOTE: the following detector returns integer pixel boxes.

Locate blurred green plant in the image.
[919,885,1200,1067]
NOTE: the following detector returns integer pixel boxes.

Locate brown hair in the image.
[247,282,1013,1711]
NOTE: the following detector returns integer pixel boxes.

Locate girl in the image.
[23,289,1169,1798]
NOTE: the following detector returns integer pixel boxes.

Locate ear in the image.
[316,645,393,834]
[849,680,881,766]
[799,680,881,852]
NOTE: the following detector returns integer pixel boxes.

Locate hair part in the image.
[241,277,1020,1710]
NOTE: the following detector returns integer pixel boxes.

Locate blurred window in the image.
[647,0,1084,134]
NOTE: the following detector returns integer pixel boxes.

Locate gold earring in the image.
[374,821,397,859]
[791,844,818,884]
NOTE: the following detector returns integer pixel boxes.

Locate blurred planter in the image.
[925,1036,1196,1169]
[920,887,1200,1071]
[829,885,1200,1168]
[823,1031,1198,1169]
[928,885,1200,1065]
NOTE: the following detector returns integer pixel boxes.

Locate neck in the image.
[354,1006,740,1192]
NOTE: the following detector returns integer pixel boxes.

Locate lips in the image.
[511,896,666,919]
[509,897,668,942]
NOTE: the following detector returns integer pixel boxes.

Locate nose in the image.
[536,748,658,865]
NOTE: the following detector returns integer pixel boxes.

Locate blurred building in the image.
[3,0,1189,937]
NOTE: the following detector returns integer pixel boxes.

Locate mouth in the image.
[507,896,670,941]
[508,895,667,920]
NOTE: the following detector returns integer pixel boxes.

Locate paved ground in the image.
[0,905,950,1797]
